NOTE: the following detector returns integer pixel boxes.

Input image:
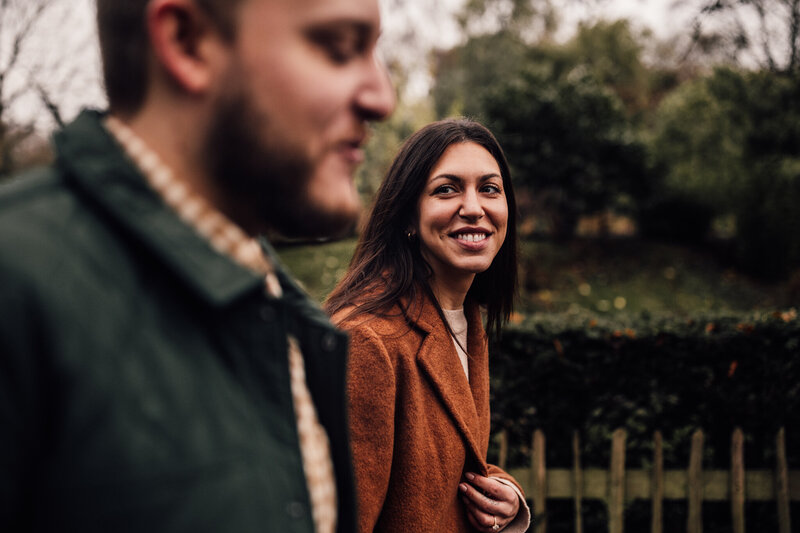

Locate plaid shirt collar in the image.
[104,115,282,298]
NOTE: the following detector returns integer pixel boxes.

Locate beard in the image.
[203,80,359,239]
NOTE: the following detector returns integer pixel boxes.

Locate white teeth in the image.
[456,233,487,243]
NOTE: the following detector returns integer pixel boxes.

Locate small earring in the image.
[406,231,415,241]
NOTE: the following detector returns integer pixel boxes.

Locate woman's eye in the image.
[482,184,502,194]
[433,185,457,195]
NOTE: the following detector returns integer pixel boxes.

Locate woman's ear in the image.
[146,0,229,95]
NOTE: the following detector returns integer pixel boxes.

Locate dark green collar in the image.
[54,110,264,306]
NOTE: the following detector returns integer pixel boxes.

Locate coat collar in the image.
[54,110,264,306]
[401,291,491,472]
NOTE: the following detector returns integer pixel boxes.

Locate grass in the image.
[275,238,358,303]
[275,237,795,315]
[518,238,793,317]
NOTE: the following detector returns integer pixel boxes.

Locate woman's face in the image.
[415,141,508,286]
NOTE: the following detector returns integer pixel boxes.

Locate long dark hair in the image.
[325,118,518,340]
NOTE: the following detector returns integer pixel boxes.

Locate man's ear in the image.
[146,0,228,94]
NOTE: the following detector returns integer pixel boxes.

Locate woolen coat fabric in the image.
[335,292,526,532]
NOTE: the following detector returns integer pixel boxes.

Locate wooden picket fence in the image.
[495,427,798,533]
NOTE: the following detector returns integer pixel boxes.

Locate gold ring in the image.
[492,515,500,531]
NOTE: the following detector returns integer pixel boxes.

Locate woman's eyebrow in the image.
[431,174,462,183]
[430,173,501,183]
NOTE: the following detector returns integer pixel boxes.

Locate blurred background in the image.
[3,1,798,530]
[313,0,799,317]
[2,0,798,318]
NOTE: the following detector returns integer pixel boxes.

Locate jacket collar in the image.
[54,110,264,306]
[401,291,491,472]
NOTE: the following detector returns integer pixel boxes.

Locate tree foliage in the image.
[432,20,655,239]
[650,69,749,206]
[650,68,800,278]
[562,20,654,114]
[456,0,559,40]
[482,66,649,239]
[431,30,529,120]
[356,99,433,202]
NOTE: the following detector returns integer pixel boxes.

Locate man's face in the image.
[206,0,395,238]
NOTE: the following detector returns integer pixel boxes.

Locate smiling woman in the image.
[325,118,529,533]
[416,141,509,308]
[326,118,518,339]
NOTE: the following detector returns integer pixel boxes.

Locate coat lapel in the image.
[466,303,490,452]
[408,295,489,471]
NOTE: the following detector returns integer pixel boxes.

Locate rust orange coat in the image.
[335,294,526,532]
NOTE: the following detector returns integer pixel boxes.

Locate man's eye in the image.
[310,29,364,64]
[326,41,358,63]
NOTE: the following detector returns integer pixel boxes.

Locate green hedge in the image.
[489,309,800,471]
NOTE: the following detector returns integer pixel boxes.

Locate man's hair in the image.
[96,0,240,114]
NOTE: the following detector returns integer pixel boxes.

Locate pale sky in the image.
[6,0,691,131]
[379,0,693,98]
[563,0,693,38]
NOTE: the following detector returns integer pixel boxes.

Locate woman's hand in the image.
[459,472,520,532]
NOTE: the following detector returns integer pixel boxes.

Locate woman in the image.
[326,118,530,532]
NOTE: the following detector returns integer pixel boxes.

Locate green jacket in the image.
[0,110,355,532]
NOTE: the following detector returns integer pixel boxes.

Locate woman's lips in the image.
[451,232,491,250]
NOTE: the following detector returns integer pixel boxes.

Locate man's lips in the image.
[339,143,365,164]
[336,135,367,165]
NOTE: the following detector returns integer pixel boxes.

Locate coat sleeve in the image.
[345,325,396,533]
[486,464,523,494]
[0,262,48,528]
[487,465,532,533]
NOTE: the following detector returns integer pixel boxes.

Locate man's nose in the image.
[356,54,396,121]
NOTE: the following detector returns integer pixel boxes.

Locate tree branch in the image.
[787,0,800,71]
[5,2,51,74]
[33,82,64,128]
[749,0,777,71]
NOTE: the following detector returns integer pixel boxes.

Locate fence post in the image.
[609,429,627,533]
[731,428,746,533]
[533,429,547,533]
[651,430,663,533]
[687,429,705,533]
[573,431,583,533]
[776,427,792,533]
[497,429,508,471]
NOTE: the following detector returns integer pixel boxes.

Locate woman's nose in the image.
[459,191,484,219]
